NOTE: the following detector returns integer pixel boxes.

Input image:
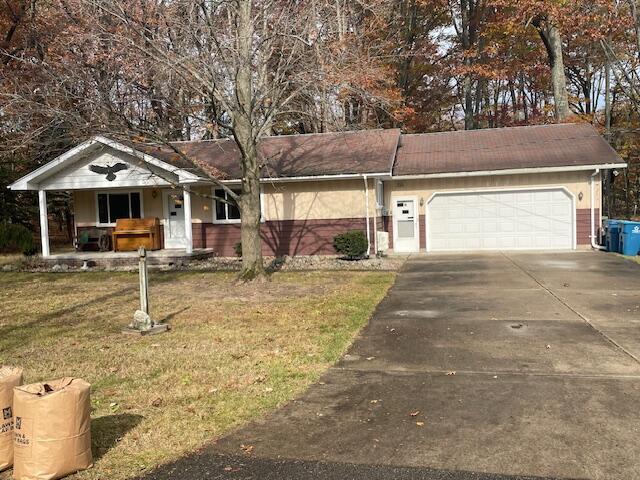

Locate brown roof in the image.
[135,129,400,180]
[393,123,623,176]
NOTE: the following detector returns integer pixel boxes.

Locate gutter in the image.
[363,175,371,256]
[590,169,606,251]
[390,163,628,181]
[215,172,389,184]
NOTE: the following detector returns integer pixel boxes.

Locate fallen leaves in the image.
[416,422,425,427]
[409,410,420,417]
[240,444,254,454]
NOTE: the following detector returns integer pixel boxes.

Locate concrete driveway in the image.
[146,252,640,480]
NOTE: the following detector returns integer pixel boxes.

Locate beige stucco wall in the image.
[74,181,374,225]
[72,171,600,226]
[187,187,213,223]
[385,171,601,215]
[143,189,164,220]
[74,187,211,225]
[73,190,96,226]
[262,179,375,221]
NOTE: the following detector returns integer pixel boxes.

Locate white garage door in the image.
[427,188,574,252]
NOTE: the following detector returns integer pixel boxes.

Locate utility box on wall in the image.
[377,231,389,254]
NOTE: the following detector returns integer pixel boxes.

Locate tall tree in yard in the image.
[449,0,488,129]
[489,0,574,122]
[1,0,401,280]
[531,13,571,121]
[3,0,315,281]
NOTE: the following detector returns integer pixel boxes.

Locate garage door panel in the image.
[484,221,497,232]
[552,204,570,216]
[498,222,515,233]
[427,189,573,252]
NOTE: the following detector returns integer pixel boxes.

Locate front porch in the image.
[6,136,207,258]
[42,248,214,268]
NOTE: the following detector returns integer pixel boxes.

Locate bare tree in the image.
[81,0,318,281]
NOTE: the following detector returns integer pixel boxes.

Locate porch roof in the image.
[8,136,206,191]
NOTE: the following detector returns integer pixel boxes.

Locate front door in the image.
[163,190,186,249]
[393,197,419,252]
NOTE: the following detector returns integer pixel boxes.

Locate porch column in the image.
[183,187,193,254]
[38,189,50,257]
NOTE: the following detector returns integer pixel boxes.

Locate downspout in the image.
[372,200,378,255]
[363,175,371,257]
[590,169,606,250]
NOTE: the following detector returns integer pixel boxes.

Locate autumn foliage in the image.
[1,0,640,223]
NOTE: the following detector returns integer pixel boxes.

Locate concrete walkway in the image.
[145,252,640,480]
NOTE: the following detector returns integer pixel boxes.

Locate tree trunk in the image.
[604,54,613,217]
[460,0,475,130]
[463,75,474,129]
[234,0,267,282]
[533,17,571,122]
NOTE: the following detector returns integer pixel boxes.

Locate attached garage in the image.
[387,123,627,254]
[426,188,574,252]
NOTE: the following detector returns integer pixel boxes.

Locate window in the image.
[214,189,241,222]
[97,192,142,225]
[375,180,384,210]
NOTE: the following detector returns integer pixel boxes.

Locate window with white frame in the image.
[97,192,142,225]
[213,189,241,222]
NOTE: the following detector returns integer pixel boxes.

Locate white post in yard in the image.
[183,187,193,254]
[123,246,168,335]
[38,190,50,257]
[139,246,149,315]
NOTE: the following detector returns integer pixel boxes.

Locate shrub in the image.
[0,222,36,256]
[333,230,368,259]
[234,241,242,257]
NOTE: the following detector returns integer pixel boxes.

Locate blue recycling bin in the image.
[619,221,640,256]
[605,219,622,253]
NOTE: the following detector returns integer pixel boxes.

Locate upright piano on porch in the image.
[112,218,162,252]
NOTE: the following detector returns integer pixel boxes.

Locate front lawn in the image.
[0,270,394,479]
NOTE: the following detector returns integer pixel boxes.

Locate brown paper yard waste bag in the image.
[0,366,23,471]
[13,378,92,480]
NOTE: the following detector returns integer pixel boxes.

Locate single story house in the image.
[8,123,626,257]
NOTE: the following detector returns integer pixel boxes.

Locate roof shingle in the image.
[136,129,400,180]
[393,123,623,176]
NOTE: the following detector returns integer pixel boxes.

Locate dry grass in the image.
[0,254,22,267]
[0,270,394,479]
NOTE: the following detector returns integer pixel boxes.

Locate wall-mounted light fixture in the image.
[151,189,158,199]
[420,197,425,206]
[578,192,584,201]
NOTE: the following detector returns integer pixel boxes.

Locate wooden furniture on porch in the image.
[112,218,161,252]
[76,228,111,252]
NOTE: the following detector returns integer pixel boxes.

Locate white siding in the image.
[41,148,174,190]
